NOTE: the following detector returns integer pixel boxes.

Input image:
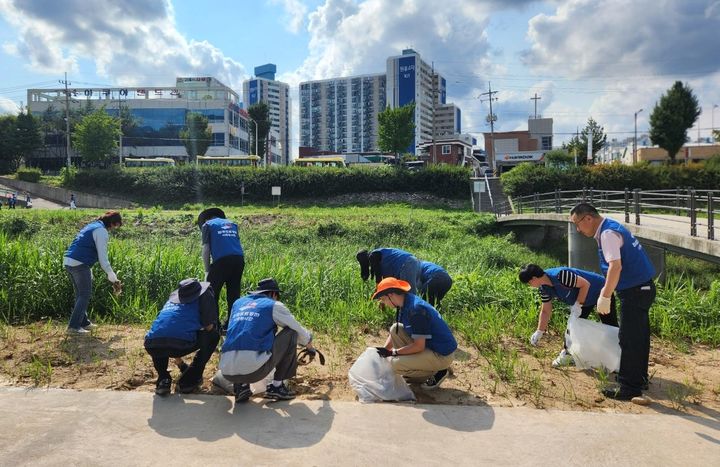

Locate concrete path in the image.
[1,388,718,466]
[0,183,63,209]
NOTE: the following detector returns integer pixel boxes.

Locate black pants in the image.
[223,328,299,384]
[616,281,656,392]
[208,254,244,320]
[565,296,619,350]
[422,272,453,307]
[145,329,220,385]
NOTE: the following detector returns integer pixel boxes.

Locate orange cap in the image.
[372,277,411,299]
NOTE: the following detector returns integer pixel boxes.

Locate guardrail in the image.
[495,188,718,241]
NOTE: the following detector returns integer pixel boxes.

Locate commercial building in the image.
[483,117,553,173]
[418,133,476,166]
[299,73,387,153]
[242,64,290,165]
[27,76,248,167]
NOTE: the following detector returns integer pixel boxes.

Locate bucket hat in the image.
[169,278,211,304]
[372,277,411,300]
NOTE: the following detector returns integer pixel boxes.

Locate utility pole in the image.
[60,72,72,169]
[530,93,541,119]
[479,82,498,172]
[633,108,643,165]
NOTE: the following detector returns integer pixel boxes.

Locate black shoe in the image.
[264,383,295,400]
[234,383,252,404]
[421,369,449,390]
[155,378,171,396]
[178,379,202,394]
[602,386,642,401]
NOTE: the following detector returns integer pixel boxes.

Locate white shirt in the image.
[594,217,624,264]
[63,226,118,282]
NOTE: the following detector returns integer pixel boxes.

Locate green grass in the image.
[1,205,719,348]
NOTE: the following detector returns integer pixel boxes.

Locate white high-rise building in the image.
[299,74,386,153]
[243,64,290,165]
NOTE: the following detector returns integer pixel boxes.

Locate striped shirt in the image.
[539,269,578,303]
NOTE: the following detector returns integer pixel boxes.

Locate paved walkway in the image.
[0,183,63,209]
[0,387,718,466]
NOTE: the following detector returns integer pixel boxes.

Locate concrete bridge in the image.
[494,188,720,278]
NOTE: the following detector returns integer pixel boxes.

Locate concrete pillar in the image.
[568,224,601,273]
[643,244,666,284]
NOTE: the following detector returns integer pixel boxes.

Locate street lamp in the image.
[633,108,643,165]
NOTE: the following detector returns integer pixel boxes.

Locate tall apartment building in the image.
[242,64,290,165]
[386,49,450,154]
[27,76,248,168]
[299,73,386,153]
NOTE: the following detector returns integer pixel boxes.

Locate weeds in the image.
[667,379,703,410]
[23,355,52,387]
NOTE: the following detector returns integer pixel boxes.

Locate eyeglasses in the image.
[571,215,589,227]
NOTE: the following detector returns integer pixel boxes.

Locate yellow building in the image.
[633,144,720,164]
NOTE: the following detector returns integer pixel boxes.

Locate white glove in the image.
[530,330,544,346]
[597,296,612,315]
[107,271,119,283]
[570,302,582,318]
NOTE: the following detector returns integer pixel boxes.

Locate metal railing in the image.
[495,187,719,241]
[484,172,495,212]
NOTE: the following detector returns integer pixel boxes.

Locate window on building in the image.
[442,144,451,155]
[541,136,552,150]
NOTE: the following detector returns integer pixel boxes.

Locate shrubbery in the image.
[501,162,720,197]
[16,167,42,183]
[62,165,471,203]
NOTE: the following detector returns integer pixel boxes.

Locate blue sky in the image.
[1,0,719,152]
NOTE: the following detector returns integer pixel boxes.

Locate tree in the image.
[378,103,415,157]
[247,102,271,162]
[180,112,212,162]
[562,118,607,165]
[15,112,41,165]
[649,81,700,163]
[544,149,573,168]
[72,107,121,165]
[0,115,18,174]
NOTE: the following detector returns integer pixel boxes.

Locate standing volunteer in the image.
[62,211,122,334]
[219,278,317,404]
[519,264,618,367]
[197,208,245,326]
[372,277,457,389]
[356,248,422,293]
[419,260,453,307]
[144,278,220,395]
[570,203,656,401]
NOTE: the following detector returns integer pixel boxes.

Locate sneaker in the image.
[602,386,641,401]
[234,383,252,404]
[264,383,295,400]
[421,369,449,390]
[83,323,98,330]
[178,378,202,394]
[66,327,90,335]
[552,349,575,368]
[155,378,171,396]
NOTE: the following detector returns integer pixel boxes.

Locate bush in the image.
[16,168,42,183]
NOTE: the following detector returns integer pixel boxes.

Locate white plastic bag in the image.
[212,368,275,395]
[348,347,415,403]
[566,314,620,373]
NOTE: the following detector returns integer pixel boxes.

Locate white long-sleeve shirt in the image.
[62,227,118,282]
[219,300,313,376]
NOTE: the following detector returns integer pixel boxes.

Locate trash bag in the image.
[348,347,415,403]
[212,368,275,395]
[566,314,620,373]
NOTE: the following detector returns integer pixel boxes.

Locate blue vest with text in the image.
[222,294,276,353]
[598,218,655,290]
[64,220,104,266]
[145,299,202,343]
[542,267,605,306]
[205,218,244,261]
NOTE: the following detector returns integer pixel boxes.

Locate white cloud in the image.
[0,96,19,114]
[0,0,248,88]
[269,0,308,34]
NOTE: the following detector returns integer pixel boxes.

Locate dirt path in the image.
[1,323,718,416]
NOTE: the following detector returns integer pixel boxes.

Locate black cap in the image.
[250,278,282,295]
[197,207,227,228]
[169,278,211,304]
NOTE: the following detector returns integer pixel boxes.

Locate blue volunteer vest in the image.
[400,294,457,356]
[145,299,202,343]
[222,294,276,353]
[598,218,655,290]
[64,220,104,266]
[205,218,244,261]
[420,261,446,286]
[376,248,421,288]
[542,267,605,306]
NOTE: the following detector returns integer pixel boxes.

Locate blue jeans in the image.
[65,264,92,329]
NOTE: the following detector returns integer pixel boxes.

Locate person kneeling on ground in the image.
[519,264,618,368]
[144,278,220,396]
[219,278,317,404]
[372,277,457,389]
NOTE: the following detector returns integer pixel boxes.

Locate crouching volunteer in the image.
[357,247,422,293]
[219,278,317,404]
[144,278,220,396]
[372,277,457,389]
[419,260,453,307]
[519,264,618,367]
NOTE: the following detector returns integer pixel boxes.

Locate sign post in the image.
[271,186,281,207]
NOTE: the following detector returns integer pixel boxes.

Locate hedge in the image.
[62,165,472,204]
[16,168,42,183]
[500,163,720,197]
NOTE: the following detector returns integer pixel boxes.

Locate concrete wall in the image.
[0,177,133,209]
